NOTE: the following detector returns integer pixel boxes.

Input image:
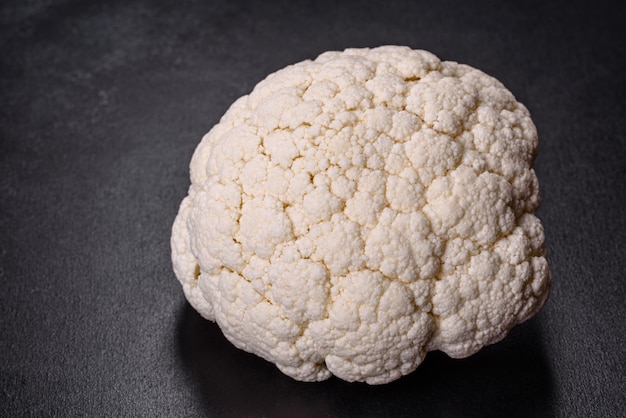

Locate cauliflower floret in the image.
[171,46,550,384]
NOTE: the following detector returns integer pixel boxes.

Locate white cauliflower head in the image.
[171,46,550,384]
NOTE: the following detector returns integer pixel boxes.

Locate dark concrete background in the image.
[1,1,624,416]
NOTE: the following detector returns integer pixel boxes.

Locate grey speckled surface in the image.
[1,1,625,416]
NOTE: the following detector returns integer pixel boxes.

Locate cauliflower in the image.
[171,46,550,384]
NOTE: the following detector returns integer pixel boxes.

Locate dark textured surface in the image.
[1,1,625,417]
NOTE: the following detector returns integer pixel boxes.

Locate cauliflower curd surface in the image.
[171,46,550,384]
